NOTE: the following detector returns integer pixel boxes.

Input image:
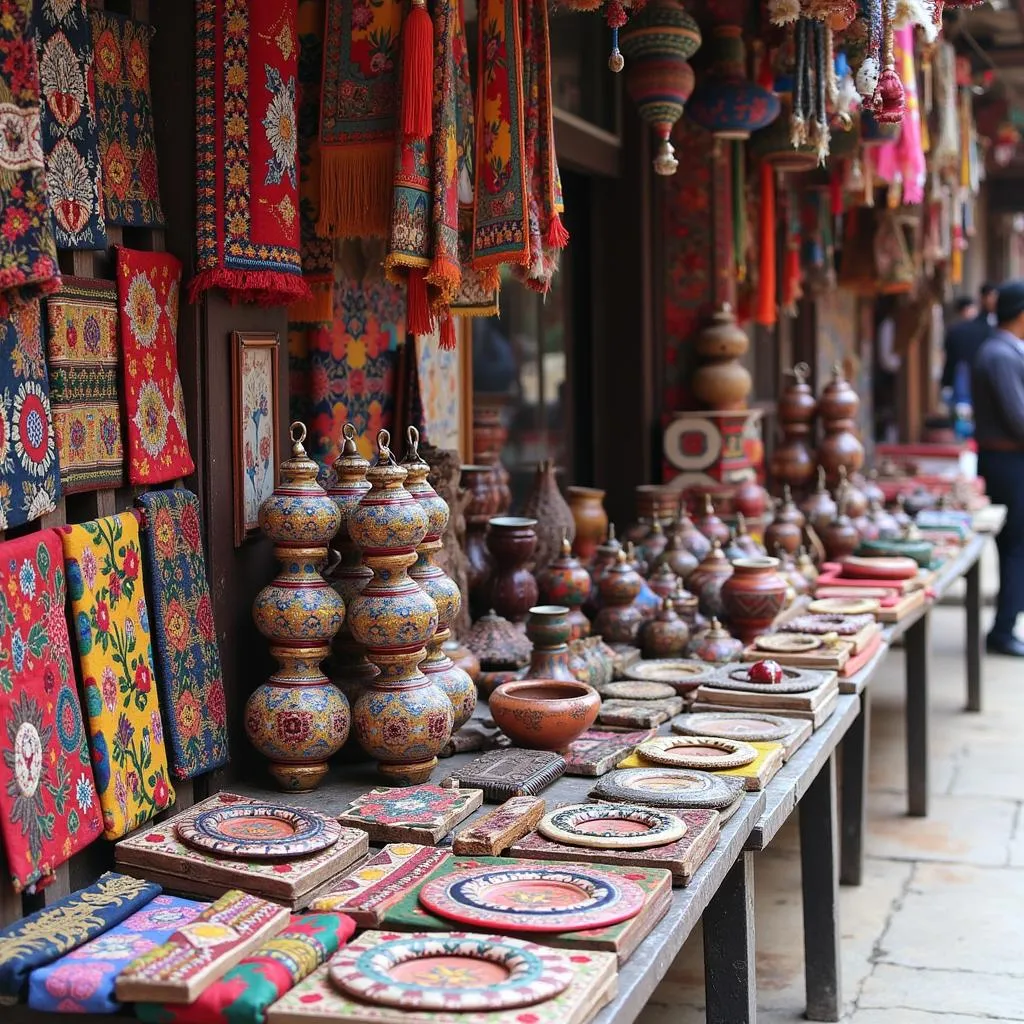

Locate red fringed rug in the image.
[190,0,311,307]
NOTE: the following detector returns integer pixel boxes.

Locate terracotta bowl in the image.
[489,678,601,751]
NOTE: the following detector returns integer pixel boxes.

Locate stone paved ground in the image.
[639,548,1024,1022]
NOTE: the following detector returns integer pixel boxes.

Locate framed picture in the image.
[231,331,280,546]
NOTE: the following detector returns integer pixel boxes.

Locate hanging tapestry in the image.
[0,531,101,894]
[134,912,356,1024]
[44,277,123,493]
[60,513,176,840]
[0,0,62,317]
[90,10,163,228]
[289,0,333,326]
[0,300,61,529]
[317,0,401,239]
[308,263,403,468]
[116,247,194,484]
[28,895,204,1014]
[191,0,309,307]
[32,0,107,250]
[0,872,160,1002]
[136,489,229,781]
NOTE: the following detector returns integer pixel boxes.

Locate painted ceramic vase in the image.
[675,512,712,561]
[720,557,788,644]
[588,524,624,599]
[537,535,592,640]
[639,521,668,569]
[820,504,860,562]
[640,598,691,658]
[734,479,768,520]
[696,495,731,545]
[462,465,500,619]
[521,461,575,575]
[347,430,454,784]
[404,428,477,732]
[525,605,577,682]
[764,485,804,556]
[652,524,699,580]
[489,679,601,751]
[567,486,608,562]
[473,397,512,514]
[593,550,645,645]
[672,578,701,629]
[247,422,349,791]
[326,423,378,707]
[688,617,744,663]
[649,562,680,600]
[488,517,540,624]
[688,539,734,619]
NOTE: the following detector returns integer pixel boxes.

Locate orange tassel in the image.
[545,214,570,249]
[401,0,434,140]
[756,163,776,328]
[439,312,457,350]
[407,268,434,335]
[783,245,800,308]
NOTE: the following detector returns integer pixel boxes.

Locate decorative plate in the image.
[807,597,881,616]
[716,666,824,693]
[753,633,823,653]
[672,712,793,743]
[781,613,876,636]
[591,767,745,809]
[840,555,918,581]
[176,803,342,859]
[418,865,646,933]
[624,659,719,692]
[637,735,758,771]
[597,680,677,701]
[537,803,687,850]
[328,932,573,1010]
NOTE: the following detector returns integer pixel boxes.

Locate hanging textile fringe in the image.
[755,163,777,327]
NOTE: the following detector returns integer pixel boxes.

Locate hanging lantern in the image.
[686,25,780,139]
[619,0,702,175]
[749,85,818,171]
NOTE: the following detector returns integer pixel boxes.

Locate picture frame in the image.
[231,331,280,546]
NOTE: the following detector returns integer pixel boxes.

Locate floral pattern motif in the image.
[61,513,175,840]
[116,247,194,484]
[137,489,229,780]
[32,0,107,249]
[0,300,61,529]
[0,531,101,894]
[89,10,163,227]
[0,0,62,316]
[240,345,276,530]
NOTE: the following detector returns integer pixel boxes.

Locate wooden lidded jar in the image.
[691,305,752,411]
[770,362,817,490]
[817,362,865,486]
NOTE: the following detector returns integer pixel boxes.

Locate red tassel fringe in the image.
[545,214,570,249]
[406,268,434,335]
[188,268,312,306]
[439,314,457,350]
[401,0,434,140]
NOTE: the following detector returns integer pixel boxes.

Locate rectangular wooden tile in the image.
[563,729,657,777]
[452,797,546,856]
[337,786,484,844]
[442,749,565,801]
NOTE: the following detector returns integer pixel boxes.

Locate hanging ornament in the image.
[749,78,819,170]
[855,0,882,100]
[872,1,905,125]
[811,20,830,163]
[606,0,628,71]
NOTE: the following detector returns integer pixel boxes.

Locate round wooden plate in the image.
[329,933,573,1011]
[598,680,677,701]
[673,712,792,743]
[753,633,822,654]
[176,803,341,859]
[624,659,719,693]
[808,597,881,616]
[591,767,746,809]
[538,803,687,850]
[716,667,823,694]
[840,555,918,581]
[638,735,758,771]
[419,866,646,933]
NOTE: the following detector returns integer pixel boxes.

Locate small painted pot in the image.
[537,536,593,640]
[720,557,788,645]
[640,598,690,659]
[688,617,744,663]
[489,679,600,751]
[688,540,734,619]
[525,605,577,683]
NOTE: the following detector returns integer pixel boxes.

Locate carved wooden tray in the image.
[672,711,793,743]
[537,803,687,850]
[590,767,745,810]
[638,735,757,771]
[753,633,824,654]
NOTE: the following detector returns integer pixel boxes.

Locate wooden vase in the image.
[488,517,540,624]
[817,363,865,486]
[567,486,609,562]
[593,550,645,645]
[770,362,817,490]
[691,305,752,411]
[462,464,500,619]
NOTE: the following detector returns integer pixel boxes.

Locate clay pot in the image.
[473,397,512,514]
[521,461,575,575]
[720,557,788,644]
[537,535,593,640]
[764,485,805,556]
[837,467,868,518]
[817,363,865,485]
[688,539,735,619]
[671,579,700,629]
[525,605,577,682]
[696,495,731,546]
[688,617,744,663]
[639,520,669,567]
[487,517,540,623]
[489,679,601,751]
[465,610,532,671]
[567,486,608,562]
[734,478,768,520]
[675,512,711,561]
[652,522,700,580]
[802,467,838,531]
[691,305,752,411]
[820,507,860,561]
[593,550,645,645]
[462,465,500,619]
[635,484,678,524]
[649,562,681,600]
[640,598,691,659]
[770,362,817,489]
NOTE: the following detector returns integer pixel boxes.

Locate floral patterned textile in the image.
[32,0,107,250]
[116,247,194,484]
[136,489,229,781]
[134,912,356,1024]
[191,0,310,307]
[0,300,61,529]
[415,335,461,450]
[60,513,176,840]
[90,10,163,228]
[0,0,62,316]
[44,277,123,493]
[0,531,101,894]
[0,872,160,1002]
[28,895,204,1014]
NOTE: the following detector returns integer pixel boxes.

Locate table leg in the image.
[704,851,756,1024]
[840,690,870,887]
[906,612,931,817]
[966,558,983,713]
[800,754,842,1022]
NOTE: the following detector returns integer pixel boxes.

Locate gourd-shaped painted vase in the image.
[246,423,350,792]
[348,430,454,784]
[403,428,477,732]
[326,423,377,707]
[537,534,593,640]
[593,550,645,645]
[525,605,577,681]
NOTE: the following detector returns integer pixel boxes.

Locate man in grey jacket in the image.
[973,280,1024,656]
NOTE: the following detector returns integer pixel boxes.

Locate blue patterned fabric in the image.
[28,894,203,1014]
[0,873,160,1002]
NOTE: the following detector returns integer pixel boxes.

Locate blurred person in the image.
[941,283,998,407]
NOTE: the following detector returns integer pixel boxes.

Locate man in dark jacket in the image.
[973,280,1024,656]
[942,283,997,404]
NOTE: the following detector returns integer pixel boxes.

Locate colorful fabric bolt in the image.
[0,873,160,1002]
[0,300,61,529]
[116,247,194,484]
[135,912,356,1024]
[32,0,107,250]
[191,0,309,307]
[28,895,204,1014]
[44,278,124,493]
[0,531,101,894]
[289,0,334,326]
[61,513,176,840]
[318,0,401,238]
[0,0,62,317]
[90,10,164,228]
[136,489,229,781]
